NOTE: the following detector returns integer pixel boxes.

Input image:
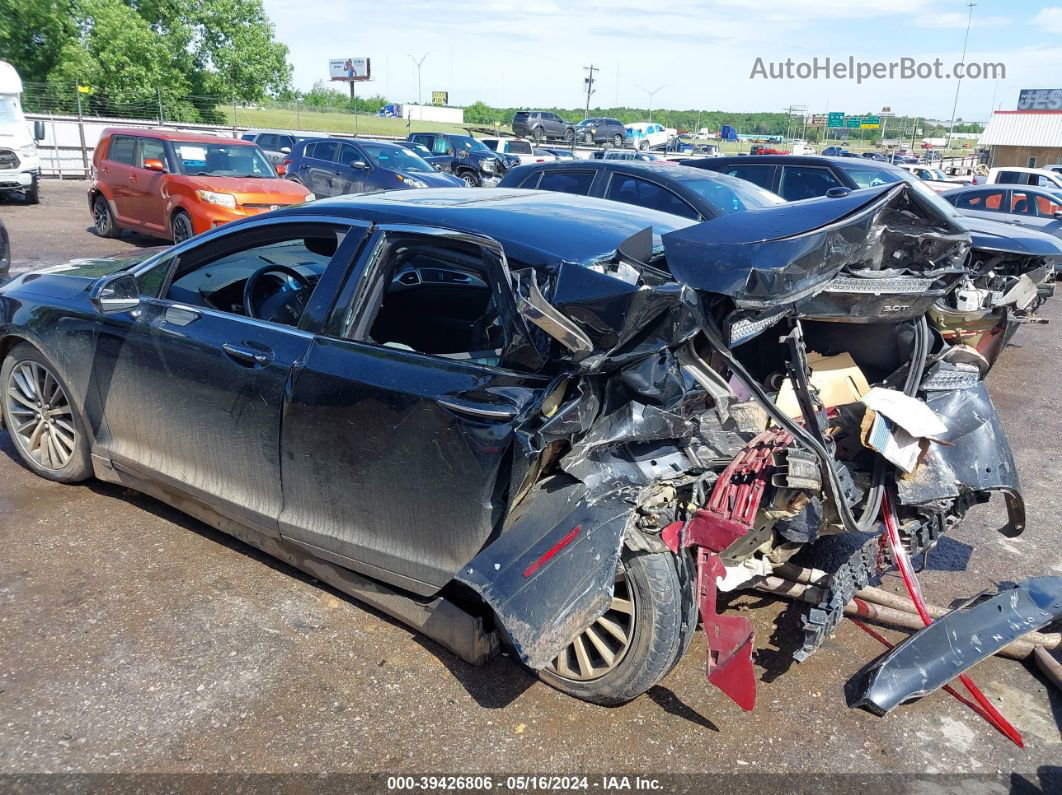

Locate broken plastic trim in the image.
[515,271,594,356]
[852,576,1062,716]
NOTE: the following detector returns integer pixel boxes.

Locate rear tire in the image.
[532,127,545,143]
[564,128,575,145]
[537,550,694,706]
[639,140,649,151]
[1,343,92,483]
[613,134,624,149]
[92,194,119,238]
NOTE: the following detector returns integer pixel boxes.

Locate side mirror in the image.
[275,163,287,176]
[33,120,45,141]
[280,147,291,154]
[91,272,140,314]
[351,160,369,169]
[142,158,166,172]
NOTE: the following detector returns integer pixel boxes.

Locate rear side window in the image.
[481,140,499,151]
[257,134,277,149]
[106,135,137,165]
[955,190,1004,210]
[508,140,533,154]
[431,137,450,155]
[997,171,1025,185]
[606,174,698,219]
[723,165,773,190]
[778,166,843,201]
[538,170,594,195]
[312,141,339,162]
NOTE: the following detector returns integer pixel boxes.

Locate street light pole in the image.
[409,53,428,121]
[946,2,976,154]
[638,84,666,122]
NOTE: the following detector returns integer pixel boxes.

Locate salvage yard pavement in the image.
[0,180,1060,786]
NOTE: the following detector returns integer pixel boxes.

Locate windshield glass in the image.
[577,118,598,126]
[172,142,276,177]
[678,172,785,216]
[0,96,23,124]
[450,135,492,154]
[408,142,433,158]
[361,142,433,173]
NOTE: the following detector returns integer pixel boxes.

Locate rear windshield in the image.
[172,141,276,178]
[508,141,533,154]
[676,172,785,216]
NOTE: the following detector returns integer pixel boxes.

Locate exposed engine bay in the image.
[457,181,1042,731]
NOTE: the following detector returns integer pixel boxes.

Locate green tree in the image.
[0,0,77,80]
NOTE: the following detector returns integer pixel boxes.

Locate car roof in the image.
[270,188,694,267]
[685,154,899,169]
[101,127,257,146]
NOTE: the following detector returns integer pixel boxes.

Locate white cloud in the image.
[916,12,1011,28]
[1035,7,1062,33]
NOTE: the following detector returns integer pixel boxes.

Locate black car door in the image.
[93,219,368,534]
[306,140,340,197]
[333,143,371,195]
[279,225,550,595]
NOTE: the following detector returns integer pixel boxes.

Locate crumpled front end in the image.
[457,182,1027,712]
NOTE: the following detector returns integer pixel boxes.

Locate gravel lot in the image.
[0,181,1059,789]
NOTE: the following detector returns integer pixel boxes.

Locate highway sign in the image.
[827,112,845,128]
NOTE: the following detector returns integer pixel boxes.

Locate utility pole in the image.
[638,84,666,122]
[583,65,598,119]
[947,1,976,154]
[409,53,428,121]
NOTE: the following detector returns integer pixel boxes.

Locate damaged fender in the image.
[455,479,631,670]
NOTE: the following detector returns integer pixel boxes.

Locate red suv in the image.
[89,128,313,243]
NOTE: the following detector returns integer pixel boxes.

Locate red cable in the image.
[880,491,1023,749]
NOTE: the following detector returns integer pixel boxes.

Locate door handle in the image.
[129,174,138,183]
[437,396,518,421]
[222,343,271,366]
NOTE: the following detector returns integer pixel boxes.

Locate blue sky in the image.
[262,1,1062,121]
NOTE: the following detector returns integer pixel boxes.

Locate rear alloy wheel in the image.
[532,127,545,143]
[92,195,119,238]
[170,210,194,243]
[2,344,92,483]
[613,134,624,148]
[564,128,575,145]
[639,140,649,151]
[537,551,695,706]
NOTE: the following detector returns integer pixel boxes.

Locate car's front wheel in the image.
[170,210,194,243]
[24,175,40,205]
[537,550,695,706]
[1,343,92,483]
[457,170,481,187]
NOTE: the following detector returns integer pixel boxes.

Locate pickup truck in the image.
[986,166,1062,193]
[406,132,505,186]
[478,137,555,165]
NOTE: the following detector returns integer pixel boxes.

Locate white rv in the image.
[0,61,44,203]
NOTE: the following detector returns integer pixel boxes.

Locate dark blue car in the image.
[284,137,463,198]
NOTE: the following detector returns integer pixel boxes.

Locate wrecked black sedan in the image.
[0,186,1026,710]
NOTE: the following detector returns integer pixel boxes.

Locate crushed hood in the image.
[660,183,970,307]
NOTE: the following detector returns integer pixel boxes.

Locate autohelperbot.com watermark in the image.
[750,56,1005,83]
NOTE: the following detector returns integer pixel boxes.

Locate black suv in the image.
[240,131,313,165]
[406,132,504,187]
[574,117,627,147]
[511,111,577,144]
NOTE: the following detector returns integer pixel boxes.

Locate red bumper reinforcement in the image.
[663,427,793,711]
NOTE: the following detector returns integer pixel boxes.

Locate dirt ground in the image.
[0,181,1059,790]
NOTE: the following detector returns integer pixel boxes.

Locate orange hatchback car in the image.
[89,128,314,243]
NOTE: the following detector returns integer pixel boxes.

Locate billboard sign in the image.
[1017,88,1062,110]
[431,91,448,106]
[329,58,371,82]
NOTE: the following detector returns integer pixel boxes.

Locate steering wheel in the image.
[242,264,314,325]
